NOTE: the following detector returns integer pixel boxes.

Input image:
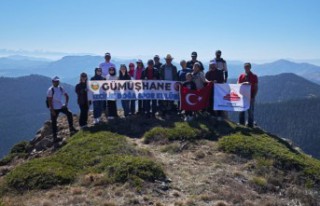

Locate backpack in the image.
[46,86,64,108]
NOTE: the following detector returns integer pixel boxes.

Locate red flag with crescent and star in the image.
[180,83,213,111]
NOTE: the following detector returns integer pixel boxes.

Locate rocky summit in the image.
[0,113,320,206]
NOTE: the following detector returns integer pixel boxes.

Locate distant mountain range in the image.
[229,73,320,103]
[1,55,320,85]
[229,73,320,158]
[0,75,77,158]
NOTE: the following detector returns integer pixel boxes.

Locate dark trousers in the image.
[79,104,89,127]
[93,101,106,119]
[143,100,157,114]
[130,100,136,115]
[159,100,175,115]
[185,111,193,116]
[121,100,130,117]
[138,100,143,114]
[51,107,73,137]
[239,99,255,127]
[107,100,118,117]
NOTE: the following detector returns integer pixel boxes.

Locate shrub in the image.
[5,159,76,190]
[100,155,165,183]
[143,122,220,144]
[4,131,165,192]
[0,141,30,166]
[218,132,320,186]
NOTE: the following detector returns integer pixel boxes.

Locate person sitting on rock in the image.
[47,76,77,142]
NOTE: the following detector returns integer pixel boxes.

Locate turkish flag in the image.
[180,83,213,111]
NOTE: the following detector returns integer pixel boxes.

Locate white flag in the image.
[214,84,251,111]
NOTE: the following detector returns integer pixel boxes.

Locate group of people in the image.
[47,51,258,142]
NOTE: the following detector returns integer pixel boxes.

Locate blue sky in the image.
[0,0,319,62]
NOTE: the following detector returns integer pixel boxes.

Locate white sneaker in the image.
[94,118,100,125]
[184,117,188,122]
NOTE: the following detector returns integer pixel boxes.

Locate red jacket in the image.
[238,72,258,98]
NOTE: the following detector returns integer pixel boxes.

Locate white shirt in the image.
[99,62,116,78]
[47,86,67,110]
[106,75,118,80]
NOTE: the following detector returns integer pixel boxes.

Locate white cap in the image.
[52,76,60,81]
[209,60,216,65]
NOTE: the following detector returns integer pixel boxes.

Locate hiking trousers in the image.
[51,107,74,137]
[239,99,255,127]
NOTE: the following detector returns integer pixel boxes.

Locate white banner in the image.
[214,84,251,111]
[88,80,180,101]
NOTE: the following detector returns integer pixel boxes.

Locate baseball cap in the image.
[191,51,197,57]
[147,59,154,65]
[209,60,217,65]
[105,52,111,57]
[52,76,60,81]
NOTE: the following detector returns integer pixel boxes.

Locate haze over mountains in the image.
[1,55,320,85]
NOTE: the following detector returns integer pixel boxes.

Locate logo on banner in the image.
[90,82,100,91]
[223,90,241,102]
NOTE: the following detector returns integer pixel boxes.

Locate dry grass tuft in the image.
[214,200,230,206]
[102,202,117,206]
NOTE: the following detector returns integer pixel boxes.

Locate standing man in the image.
[159,54,178,117]
[141,59,160,117]
[237,63,258,128]
[99,52,116,78]
[47,76,77,142]
[153,55,163,70]
[214,50,228,83]
[205,61,224,120]
[187,51,204,71]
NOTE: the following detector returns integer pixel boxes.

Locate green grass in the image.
[3,131,165,192]
[218,132,320,184]
[0,141,31,166]
[143,120,234,144]
[251,176,268,188]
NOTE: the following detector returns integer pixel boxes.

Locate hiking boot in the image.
[53,135,62,143]
[70,127,78,133]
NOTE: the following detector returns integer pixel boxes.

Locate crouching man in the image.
[47,76,77,142]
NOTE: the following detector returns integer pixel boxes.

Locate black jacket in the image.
[75,82,88,106]
[141,67,160,80]
[186,60,204,71]
[90,75,106,81]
